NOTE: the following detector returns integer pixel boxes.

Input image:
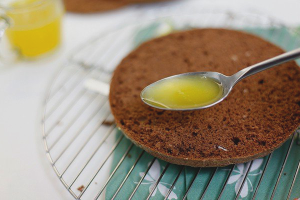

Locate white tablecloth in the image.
[0,0,299,199]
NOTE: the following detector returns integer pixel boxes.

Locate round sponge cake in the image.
[109,29,300,167]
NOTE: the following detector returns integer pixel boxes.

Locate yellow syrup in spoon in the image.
[141,76,223,109]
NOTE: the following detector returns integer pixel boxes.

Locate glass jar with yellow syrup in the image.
[0,0,64,59]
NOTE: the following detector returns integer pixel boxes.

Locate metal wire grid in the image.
[42,11,300,200]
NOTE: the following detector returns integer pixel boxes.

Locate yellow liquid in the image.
[142,76,223,109]
[6,0,63,57]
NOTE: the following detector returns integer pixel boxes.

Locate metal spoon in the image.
[141,48,300,111]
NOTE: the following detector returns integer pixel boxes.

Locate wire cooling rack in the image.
[42,11,300,200]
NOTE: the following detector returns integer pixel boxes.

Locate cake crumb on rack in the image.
[77,185,85,192]
[103,119,115,126]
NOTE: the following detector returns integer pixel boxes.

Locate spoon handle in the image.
[230,48,300,85]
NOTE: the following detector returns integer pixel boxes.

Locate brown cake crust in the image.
[109,29,300,167]
[64,0,170,13]
[63,0,126,13]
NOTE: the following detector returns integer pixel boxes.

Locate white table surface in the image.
[0,0,299,199]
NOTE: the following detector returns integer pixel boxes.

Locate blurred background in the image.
[0,0,300,199]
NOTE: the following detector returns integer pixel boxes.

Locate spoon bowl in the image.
[141,72,232,111]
